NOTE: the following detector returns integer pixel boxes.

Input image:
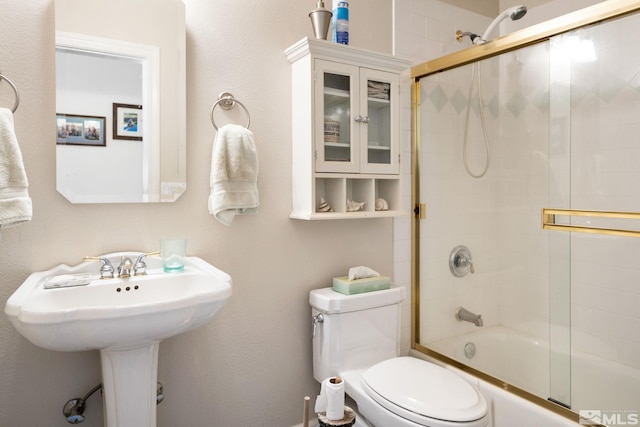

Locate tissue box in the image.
[332,276,391,295]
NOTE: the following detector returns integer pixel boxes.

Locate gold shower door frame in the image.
[411,0,640,424]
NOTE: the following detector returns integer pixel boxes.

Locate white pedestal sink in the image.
[4,252,232,427]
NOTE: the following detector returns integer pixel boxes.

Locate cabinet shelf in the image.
[368,96,390,104]
[324,142,350,148]
[290,210,407,220]
[325,88,349,98]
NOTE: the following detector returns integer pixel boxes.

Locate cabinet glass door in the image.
[360,68,399,174]
[315,60,359,173]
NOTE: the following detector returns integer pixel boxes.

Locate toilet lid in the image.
[361,357,487,423]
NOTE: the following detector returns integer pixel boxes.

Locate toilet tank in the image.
[309,287,405,382]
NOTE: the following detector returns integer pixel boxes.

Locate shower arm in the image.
[456,30,481,44]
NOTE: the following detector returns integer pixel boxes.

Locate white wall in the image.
[0,1,395,426]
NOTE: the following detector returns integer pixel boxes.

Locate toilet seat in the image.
[360,357,487,426]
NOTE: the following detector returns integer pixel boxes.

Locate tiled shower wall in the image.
[416,40,552,344]
[393,0,640,372]
[563,12,640,369]
[392,0,491,355]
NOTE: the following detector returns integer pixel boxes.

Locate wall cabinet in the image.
[285,38,411,220]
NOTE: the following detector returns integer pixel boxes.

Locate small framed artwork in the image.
[113,103,143,141]
[56,114,106,147]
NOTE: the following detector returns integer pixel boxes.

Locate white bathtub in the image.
[426,326,640,415]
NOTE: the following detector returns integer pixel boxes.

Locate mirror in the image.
[55,0,186,203]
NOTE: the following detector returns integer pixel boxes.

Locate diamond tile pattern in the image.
[506,91,529,117]
[450,89,468,114]
[425,64,640,118]
[427,85,448,111]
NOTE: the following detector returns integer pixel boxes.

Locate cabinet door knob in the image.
[362,116,370,124]
[354,115,363,123]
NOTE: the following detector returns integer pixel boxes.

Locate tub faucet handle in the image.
[457,252,475,273]
[449,245,475,277]
[456,253,475,274]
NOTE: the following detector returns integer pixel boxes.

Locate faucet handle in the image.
[449,245,475,277]
[133,251,161,276]
[456,254,475,273]
[83,256,115,279]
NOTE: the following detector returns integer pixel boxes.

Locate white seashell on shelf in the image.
[375,198,389,211]
[318,197,334,212]
[346,199,366,212]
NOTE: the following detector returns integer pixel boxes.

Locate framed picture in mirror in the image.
[113,103,142,141]
[56,113,106,146]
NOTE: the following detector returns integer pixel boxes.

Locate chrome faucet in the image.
[455,306,483,327]
[83,256,115,279]
[133,251,160,276]
[117,257,134,278]
[84,252,161,279]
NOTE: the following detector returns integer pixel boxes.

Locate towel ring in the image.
[210,92,250,131]
[0,73,19,113]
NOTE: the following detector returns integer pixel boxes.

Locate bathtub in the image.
[426,326,640,416]
[292,327,639,427]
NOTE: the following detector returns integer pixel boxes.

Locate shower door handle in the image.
[542,208,640,238]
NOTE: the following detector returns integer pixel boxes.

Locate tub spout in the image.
[456,306,483,327]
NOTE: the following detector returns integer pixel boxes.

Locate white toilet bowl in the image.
[345,357,488,427]
[310,287,489,427]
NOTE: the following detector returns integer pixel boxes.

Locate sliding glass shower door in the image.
[415,7,640,418]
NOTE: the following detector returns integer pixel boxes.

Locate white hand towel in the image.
[0,108,32,229]
[208,124,259,226]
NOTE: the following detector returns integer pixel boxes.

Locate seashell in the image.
[375,198,389,211]
[346,199,366,212]
[318,197,334,212]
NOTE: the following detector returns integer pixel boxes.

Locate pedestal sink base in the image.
[100,343,159,427]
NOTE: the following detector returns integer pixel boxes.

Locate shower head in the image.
[510,5,528,20]
[479,5,527,43]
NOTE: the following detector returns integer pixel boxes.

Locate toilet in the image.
[310,287,489,427]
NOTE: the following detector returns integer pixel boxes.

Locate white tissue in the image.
[348,266,380,281]
[314,376,345,420]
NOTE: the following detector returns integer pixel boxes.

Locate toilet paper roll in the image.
[314,376,345,421]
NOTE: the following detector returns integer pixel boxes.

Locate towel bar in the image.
[0,73,19,113]
[210,92,250,131]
